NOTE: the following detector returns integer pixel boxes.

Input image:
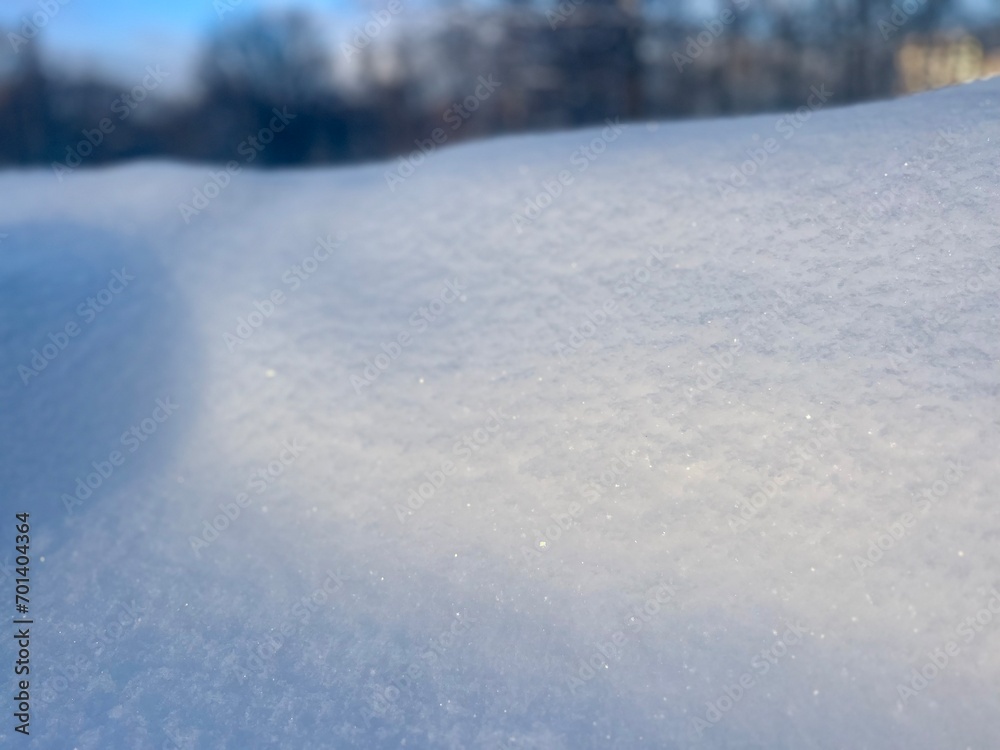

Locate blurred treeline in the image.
[1,0,998,168]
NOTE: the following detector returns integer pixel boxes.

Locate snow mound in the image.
[1,79,999,748]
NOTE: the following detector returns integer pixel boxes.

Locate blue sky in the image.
[0,0,356,34]
[1,0,369,91]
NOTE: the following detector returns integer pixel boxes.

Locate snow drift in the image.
[1,78,999,748]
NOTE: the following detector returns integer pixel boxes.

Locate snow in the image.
[1,78,999,749]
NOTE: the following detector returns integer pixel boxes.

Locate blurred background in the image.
[1,0,998,169]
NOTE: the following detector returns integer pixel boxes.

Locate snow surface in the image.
[1,78,999,749]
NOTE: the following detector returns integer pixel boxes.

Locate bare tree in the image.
[199,10,333,104]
